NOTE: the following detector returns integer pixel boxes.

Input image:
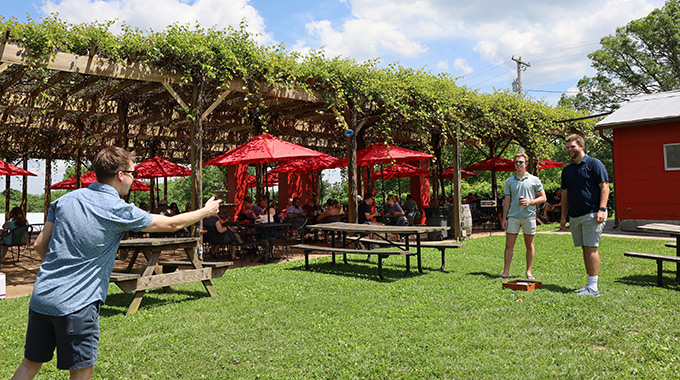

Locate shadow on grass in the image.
[287,258,424,283]
[468,271,576,293]
[615,272,680,290]
[101,288,209,317]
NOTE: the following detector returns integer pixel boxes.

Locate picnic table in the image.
[633,223,680,284]
[110,237,231,316]
[297,222,449,279]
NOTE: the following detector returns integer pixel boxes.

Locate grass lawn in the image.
[1,233,680,379]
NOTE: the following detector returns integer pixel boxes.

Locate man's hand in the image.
[560,217,568,232]
[501,218,508,230]
[596,210,606,224]
[204,196,221,215]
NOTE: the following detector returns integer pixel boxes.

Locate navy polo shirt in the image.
[561,154,609,218]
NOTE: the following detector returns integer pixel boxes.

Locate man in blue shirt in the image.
[498,153,546,280]
[560,134,610,297]
[13,147,221,380]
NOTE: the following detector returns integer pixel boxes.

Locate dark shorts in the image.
[24,301,101,370]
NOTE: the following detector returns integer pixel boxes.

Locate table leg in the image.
[342,232,348,264]
[416,234,423,273]
[404,236,411,277]
[124,248,142,273]
[183,246,218,297]
[126,290,146,316]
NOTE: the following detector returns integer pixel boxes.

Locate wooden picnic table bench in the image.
[291,244,405,280]
[159,260,233,277]
[347,237,465,271]
[635,223,680,285]
[110,237,231,316]
[624,252,680,286]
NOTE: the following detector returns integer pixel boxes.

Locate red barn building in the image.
[596,91,680,231]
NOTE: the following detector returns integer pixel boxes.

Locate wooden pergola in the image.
[0,39,442,230]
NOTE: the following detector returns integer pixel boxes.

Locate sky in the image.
[0,0,668,194]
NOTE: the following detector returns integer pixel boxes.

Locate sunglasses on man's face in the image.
[120,170,139,179]
[514,161,525,165]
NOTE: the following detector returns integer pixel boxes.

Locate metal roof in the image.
[596,90,680,129]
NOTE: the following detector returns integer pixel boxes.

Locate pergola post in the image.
[190,83,204,237]
[347,108,358,223]
[43,156,52,223]
[451,126,462,239]
[4,172,10,221]
[21,155,28,215]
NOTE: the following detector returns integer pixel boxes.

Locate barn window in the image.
[664,143,680,170]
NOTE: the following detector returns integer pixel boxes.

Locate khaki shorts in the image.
[507,217,536,235]
[569,212,606,247]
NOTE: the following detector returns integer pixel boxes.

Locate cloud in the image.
[453,58,473,74]
[301,0,665,87]
[38,0,273,44]
[436,60,448,71]
[300,18,427,60]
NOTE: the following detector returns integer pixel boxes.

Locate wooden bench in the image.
[624,252,680,286]
[159,261,233,278]
[291,244,406,280]
[347,237,465,271]
[666,242,677,249]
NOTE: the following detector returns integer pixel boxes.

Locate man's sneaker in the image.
[577,286,600,296]
[574,285,588,293]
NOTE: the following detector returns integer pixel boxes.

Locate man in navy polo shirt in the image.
[560,134,610,296]
[13,147,221,380]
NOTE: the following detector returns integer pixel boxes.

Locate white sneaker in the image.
[577,286,600,296]
[574,285,588,293]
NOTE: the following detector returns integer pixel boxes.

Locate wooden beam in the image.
[200,89,231,121]
[0,62,11,74]
[1,43,185,85]
[161,81,190,113]
[224,77,324,104]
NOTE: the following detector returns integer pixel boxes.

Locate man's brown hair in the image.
[565,134,585,148]
[514,153,529,163]
[93,147,135,183]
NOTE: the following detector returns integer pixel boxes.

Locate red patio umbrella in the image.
[463,156,515,204]
[135,156,191,207]
[538,158,566,170]
[0,160,37,177]
[374,163,430,180]
[341,143,433,166]
[463,156,515,172]
[373,163,430,200]
[269,153,344,173]
[246,173,278,188]
[135,156,191,178]
[436,167,479,179]
[51,171,151,191]
[204,133,325,166]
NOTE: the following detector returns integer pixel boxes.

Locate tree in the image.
[561,0,680,112]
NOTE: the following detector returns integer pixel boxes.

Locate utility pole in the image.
[511,56,530,98]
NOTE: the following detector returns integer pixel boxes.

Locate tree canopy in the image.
[560,0,680,112]
[0,14,593,163]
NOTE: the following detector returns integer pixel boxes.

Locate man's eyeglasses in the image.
[514,161,525,165]
[120,170,138,179]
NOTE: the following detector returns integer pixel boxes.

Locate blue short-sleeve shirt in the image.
[504,173,544,219]
[561,154,609,218]
[30,182,153,316]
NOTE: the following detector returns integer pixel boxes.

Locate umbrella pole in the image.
[265,163,271,224]
[398,177,401,200]
[380,164,386,205]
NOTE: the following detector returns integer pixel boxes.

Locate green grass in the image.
[2,234,680,379]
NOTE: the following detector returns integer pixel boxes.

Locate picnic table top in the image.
[309,222,448,234]
[119,237,200,247]
[638,223,680,236]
